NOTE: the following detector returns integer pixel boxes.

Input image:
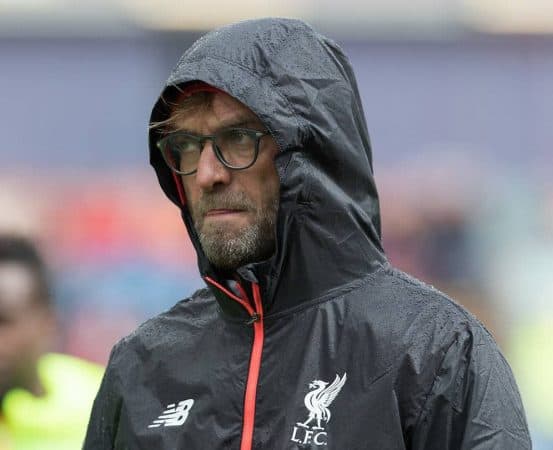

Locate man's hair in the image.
[149,89,215,134]
[0,235,52,308]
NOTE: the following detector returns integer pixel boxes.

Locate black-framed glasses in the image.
[157,128,268,175]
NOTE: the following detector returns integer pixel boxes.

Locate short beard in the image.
[192,191,278,272]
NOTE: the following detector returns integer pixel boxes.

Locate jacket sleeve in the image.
[410,326,532,450]
[82,343,124,450]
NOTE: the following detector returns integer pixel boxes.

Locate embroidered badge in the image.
[290,373,347,446]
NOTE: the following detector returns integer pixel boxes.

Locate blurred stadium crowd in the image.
[1,7,552,448]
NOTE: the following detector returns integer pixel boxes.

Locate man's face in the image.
[0,263,55,397]
[174,91,280,272]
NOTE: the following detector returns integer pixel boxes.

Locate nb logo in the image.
[148,399,195,428]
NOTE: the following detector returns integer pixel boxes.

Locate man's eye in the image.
[174,138,198,153]
[224,129,251,146]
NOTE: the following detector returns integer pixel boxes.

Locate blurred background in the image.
[0,0,551,447]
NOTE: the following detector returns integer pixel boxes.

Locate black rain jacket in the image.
[84,18,531,450]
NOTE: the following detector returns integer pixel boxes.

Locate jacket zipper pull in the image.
[246,312,260,325]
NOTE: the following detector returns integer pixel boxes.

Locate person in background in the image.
[0,235,102,450]
[85,18,530,449]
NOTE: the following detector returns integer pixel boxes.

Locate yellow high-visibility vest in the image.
[0,353,103,450]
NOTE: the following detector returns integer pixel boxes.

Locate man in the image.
[84,18,531,449]
[0,235,102,449]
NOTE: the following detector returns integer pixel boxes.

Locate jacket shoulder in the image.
[369,266,530,448]
[83,288,217,449]
[116,287,216,353]
[374,265,492,336]
[372,265,504,387]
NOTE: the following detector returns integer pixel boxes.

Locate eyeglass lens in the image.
[160,129,259,174]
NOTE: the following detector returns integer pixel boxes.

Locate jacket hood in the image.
[149,18,386,316]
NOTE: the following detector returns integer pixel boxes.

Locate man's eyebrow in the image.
[214,117,265,133]
[176,117,264,135]
[222,119,262,130]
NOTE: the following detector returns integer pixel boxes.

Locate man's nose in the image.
[195,140,231,190]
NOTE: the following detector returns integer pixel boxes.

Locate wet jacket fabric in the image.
[84,18,531,450]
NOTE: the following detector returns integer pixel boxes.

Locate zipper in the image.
[240,282,264,450]
[204,277,264,450]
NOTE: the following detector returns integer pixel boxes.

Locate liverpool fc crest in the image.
[290,373,347,446]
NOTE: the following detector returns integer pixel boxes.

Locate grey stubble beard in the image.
[191,191,278,272]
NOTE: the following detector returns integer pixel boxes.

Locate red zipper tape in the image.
[204,277,264,450]
[240,282,264,450]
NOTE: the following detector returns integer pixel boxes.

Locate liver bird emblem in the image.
[298,373,347,430]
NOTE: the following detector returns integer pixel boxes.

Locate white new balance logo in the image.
[148,399,195,428]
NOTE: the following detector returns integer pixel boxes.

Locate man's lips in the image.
[205,209,246,216]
